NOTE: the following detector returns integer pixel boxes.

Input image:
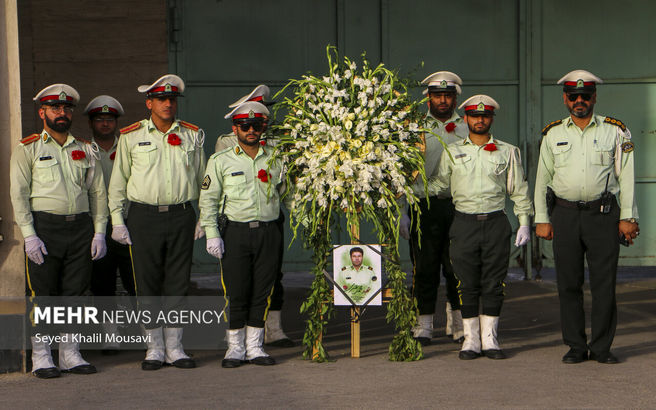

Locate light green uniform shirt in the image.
[428,135,534,226]
[534,114,638,223]
[336,264,377,303]
[108,118,207,225]
[92,136,118,191]
[413,112,467,198]
[10,130,109,237]
[199,144,283,239]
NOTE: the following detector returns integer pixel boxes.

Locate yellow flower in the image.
[344,120,353,130]
[351,139,363,148]
[347,113,356,121]
[372,135,380,142]
[310,124,319,132]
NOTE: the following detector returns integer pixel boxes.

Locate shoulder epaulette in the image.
[604,116,626,132]
[120,122,142,135]
[179,120,199,132]
[20,134,40,145]
[541,120,563,136]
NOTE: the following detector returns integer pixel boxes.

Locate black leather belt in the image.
[454,210,505,221]
[228,220,276,229]
[555,197,603,210]
[130,201,191,213]
[33,212,89,222]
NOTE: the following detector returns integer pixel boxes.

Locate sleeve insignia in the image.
[621,141,634,153]
[541,120,562,136]
[201,175,211,190]
[20,133,40,145]
[604,116,627,132]
[179,120,199,132]
[120,122,142,135]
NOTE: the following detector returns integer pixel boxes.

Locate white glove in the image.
[24,235,48,265]
[194,219,205,240]
[111,224,132,245]
[91,233,107,260]
[206,237,225,259]
[399,214,411,240]
[514,225,531,247]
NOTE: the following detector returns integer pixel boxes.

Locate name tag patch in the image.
[39,156,53,161]
[454,153,467,159]
[138,142,151,146]
[231,171,244,176]
[556,142,568,146]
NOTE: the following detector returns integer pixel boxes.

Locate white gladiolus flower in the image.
[344,120,353,130]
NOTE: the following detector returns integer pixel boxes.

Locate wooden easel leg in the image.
[351,306,360,358]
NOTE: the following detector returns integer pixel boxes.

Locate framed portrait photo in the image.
[333,245,382,306]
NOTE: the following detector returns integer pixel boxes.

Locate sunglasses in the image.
[237,121,266,132]
[567,93,592,102]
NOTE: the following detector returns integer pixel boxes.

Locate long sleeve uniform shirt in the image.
[10,130,108,237]
[534,114,638,223]
[428,135,534,226]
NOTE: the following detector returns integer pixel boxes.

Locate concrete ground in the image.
[1,267,656,409]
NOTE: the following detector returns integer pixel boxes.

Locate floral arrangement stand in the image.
[271,46,442,362]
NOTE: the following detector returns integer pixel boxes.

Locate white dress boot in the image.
[264,310,294,347]
[412,314,434,346]
[31,336,60,379]
[480,315,506,359]
[59,333,97,374]
[142,327,165,370]
[459,317,482,360]
[445,303,453,336]
[222,328,246,368]
[164,327,196,368]
[451,309,465,343]
[245,326,275,365]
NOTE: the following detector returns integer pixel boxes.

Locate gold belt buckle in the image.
[249,221,260,228]
[158,205,169,212]
[65,215,76,222]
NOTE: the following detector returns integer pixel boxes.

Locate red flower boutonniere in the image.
[343,285,348,290]
[109,152,116,161]
[259,140,266,146]
[257,169,270,183]
[71,150,86,160]
[167,133,181,146]
[484,143,497,152]
[445,122,456,133]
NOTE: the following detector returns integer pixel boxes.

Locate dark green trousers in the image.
[551,199,620,356]
[409,197,460,315]
[449,211,511,318]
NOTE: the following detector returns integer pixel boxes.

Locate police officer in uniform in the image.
[429,95,533,360]
[401,71,467,345]
[336,247,378,304]
[215,85,293,347]
[199,101,283,368]
[83,95,136,354]
[10,84,108,378]
[535,70,639,364]
[108,74,206,370]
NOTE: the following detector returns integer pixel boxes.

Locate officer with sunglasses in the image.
[535,70,639,365]
[199,101,284,368]
[214,85,294,348]
[108,74,206,371]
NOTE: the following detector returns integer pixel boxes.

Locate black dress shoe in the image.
[33,367,61,379]
[562,348,588,364]
[453,336,465,344]
[482,349,506,360]
[413,337,431,347]
[63,364,97,374]
[590,352,619,364]
[221,358,243,368]
[171,358,196,368]
[265,338,295,348]
[141,360,163,371]
[458,350,481,360]
[249,356,276,366]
